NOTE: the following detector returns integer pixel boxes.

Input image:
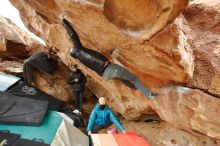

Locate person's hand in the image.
[88,131,92,135]
[122,130,126,134]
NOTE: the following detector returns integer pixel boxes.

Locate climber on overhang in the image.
[62,18,158,99]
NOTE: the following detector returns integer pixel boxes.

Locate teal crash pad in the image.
[0,73,21,91]
[0,111,63,144]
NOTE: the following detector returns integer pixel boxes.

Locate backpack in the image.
[23,52,57,83]
[63,108,84,128]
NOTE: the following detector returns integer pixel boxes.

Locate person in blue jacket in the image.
[87,97,126,135]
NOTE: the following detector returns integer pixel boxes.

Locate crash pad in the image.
[0,111,63,144]
[91,134,118,146]
[0,91,48,126]
[91,132,150,146]
[113,132,150,146]
[0,73,20,91]
[51,119,89,146]
[8,81,63,111]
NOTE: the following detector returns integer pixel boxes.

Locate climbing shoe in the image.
[148,92,159,99]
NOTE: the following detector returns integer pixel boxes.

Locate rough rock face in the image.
[151,86,220,139]
[0,16,39,59]
[31,62,73,101]
[8,0,220,142]
[0,16,72,101]
[0,61,22,75]
[9,0,193,115]
[0,16,38,76]
[183,0,220,96]
[9,0,193,84]
[119,121,220,146]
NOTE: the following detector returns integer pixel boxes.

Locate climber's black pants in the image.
[92,121,113,133]
[73,90,84,112]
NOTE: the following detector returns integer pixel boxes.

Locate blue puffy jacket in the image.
[87,104,125,132]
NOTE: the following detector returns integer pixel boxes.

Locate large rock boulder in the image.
[8,0,220,141]
[0,16,72,101]
[183,0,220,96]
[151,86,220,139]
[148,0,220,138]
[0,16,40,59]
[0,60,22,75]
[122,121,220,146]
[10,0,193,116]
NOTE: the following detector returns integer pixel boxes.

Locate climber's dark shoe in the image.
[148,92,159,99]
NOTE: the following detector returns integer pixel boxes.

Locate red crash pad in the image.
[91,132,150,146]
[113,132,150,146]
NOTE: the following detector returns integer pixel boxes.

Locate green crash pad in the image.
[0,73,21,91]
[0,111,63,144]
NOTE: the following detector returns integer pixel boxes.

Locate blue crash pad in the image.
[0,73,21,91]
